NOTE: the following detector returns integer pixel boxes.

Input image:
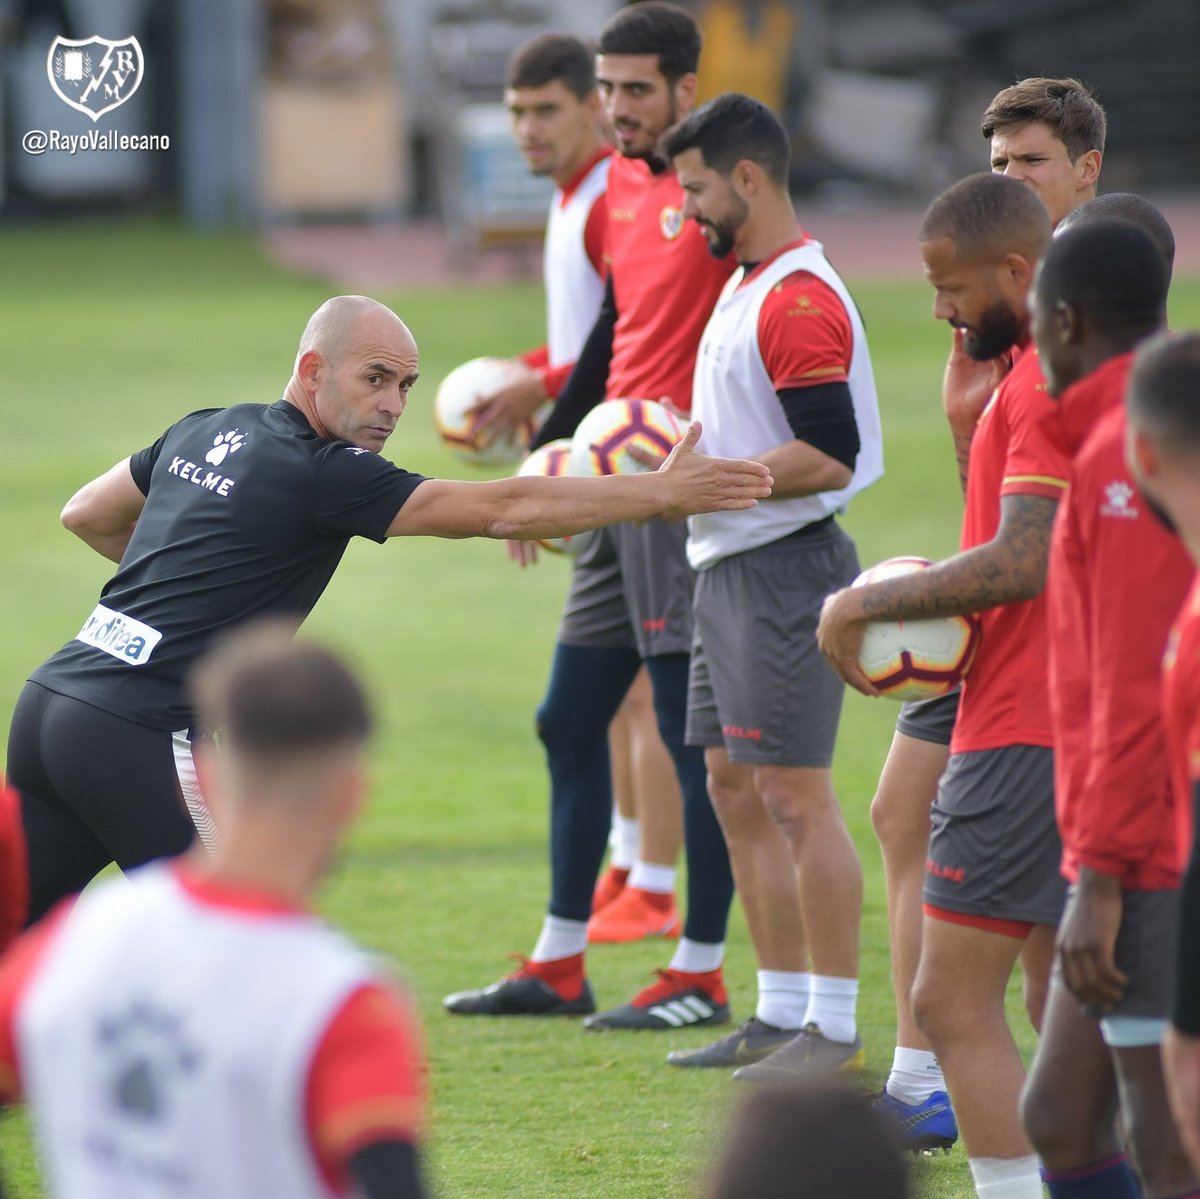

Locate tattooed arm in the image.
[816,493,1059,694]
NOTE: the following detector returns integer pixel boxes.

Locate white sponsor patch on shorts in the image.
[75,603,162,665]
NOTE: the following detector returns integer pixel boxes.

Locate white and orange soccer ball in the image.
[569,398,684,477]
[434,357,544,466]
[516,438,585,555]
[854,556,981,701]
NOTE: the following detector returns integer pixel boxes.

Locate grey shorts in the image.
[558,519,694,658]
[896,689,959,746]
[1053,887,1179,1025]
[924,745,1066,928]
[685,521,860,766]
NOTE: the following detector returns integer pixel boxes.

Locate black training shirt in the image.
[32,401,426,731]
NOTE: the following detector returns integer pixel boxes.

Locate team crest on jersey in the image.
[660,206,684,240]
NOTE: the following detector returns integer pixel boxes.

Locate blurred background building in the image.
[1,0,1197,252]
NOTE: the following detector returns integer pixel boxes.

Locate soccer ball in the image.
[434,357,541,465]
[854,556,981,701]
[516,439,586,555]
[569,398,684,477]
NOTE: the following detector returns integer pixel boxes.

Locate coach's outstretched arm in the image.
[60,458,146,564]
[387,422,772,540]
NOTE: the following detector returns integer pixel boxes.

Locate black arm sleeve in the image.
[1173,778,1200,1034]
[530,275,617,449]
[777,380,860,471]
[348,1139,427,1199]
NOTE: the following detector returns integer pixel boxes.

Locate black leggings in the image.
[7,682,197,924]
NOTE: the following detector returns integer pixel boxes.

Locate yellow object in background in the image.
[694,0,795,114]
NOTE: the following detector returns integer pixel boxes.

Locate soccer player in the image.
[1126,332,1200,1174]
[0,294,772,936]
[483,32,686,939]
[445,1,741,1030]
[708,1081,909,1199]
[654,94,883,1076]
[818,173,1063,1199]
[1021,212,1199,1198]
[869,77,1107,1150]
[0,627,427,1199]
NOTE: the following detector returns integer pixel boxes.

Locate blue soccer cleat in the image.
[872,1088,958,1155]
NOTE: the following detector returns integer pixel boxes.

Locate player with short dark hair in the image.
[1127,332,1200,1176]
[708,1081,910,1199]
[505,30,596,99]
[0,626,427,1199]
[1057,192,1176,268]
[1020,214,1199,1199]
[0,294,772,938]
[446,1,744,1032]
[819,173,1064,1199]
[657,93,885,1079]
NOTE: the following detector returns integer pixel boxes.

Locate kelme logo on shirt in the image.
[205,430,244,466]
[1100,480,1138,520]
[660,206,684,240]
[75,603,162,665]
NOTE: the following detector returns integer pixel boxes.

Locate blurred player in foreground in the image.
[658,94,883,1077]
[819,173,1064,1199]
[486,32,686,939]
[868,76,1106,1150]
[1127,332,1200,1175]
[0,294,771,939]
[707,1080,909,1199]
[0,626,430,1199]
[446,1,742,1032]
[1022,210,1199,1198]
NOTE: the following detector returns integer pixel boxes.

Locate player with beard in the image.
[445,2,742,1031]
[658,94,885,1079]
[867,80,1106,1151]
[819,173,1066,1199]
[469,33,687,942]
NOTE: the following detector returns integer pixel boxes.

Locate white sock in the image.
[803,974,858,1043]
[755,970,810,1030]
[609,814,639,871]
[531,915,588,963]
[969,1156,1042,1199]
[886,1046,946,1105]
[669,938,724,973]
[628,860,676,893]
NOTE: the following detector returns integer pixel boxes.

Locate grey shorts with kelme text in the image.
[558,518,694,658]
[924,744,1066,927]
[686,521,859,766]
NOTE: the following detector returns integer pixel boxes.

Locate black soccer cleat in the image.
[583,968,730,1031]
[444,971,595,1017]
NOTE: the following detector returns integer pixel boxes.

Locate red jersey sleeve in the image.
[539,361,574,400]
[583,194,609,280]
[0,900,74,1103]
[305,981,427,1192]
[755,271,852,392]
[518,346,549,370]
[998,365,1070,501]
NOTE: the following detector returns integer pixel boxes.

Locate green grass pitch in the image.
[1,220,1198,1198]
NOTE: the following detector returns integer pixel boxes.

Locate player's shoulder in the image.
[760,268,848,319]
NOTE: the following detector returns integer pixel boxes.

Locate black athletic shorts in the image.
[6,681,207,924]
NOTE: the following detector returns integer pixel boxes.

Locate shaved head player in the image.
[0,294,772,939]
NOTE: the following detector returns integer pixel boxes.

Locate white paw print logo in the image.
[205,430,244,467]
[1105,480,1133,511]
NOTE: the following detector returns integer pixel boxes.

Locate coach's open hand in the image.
[817,588,882,697]
[655,422,773,521]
